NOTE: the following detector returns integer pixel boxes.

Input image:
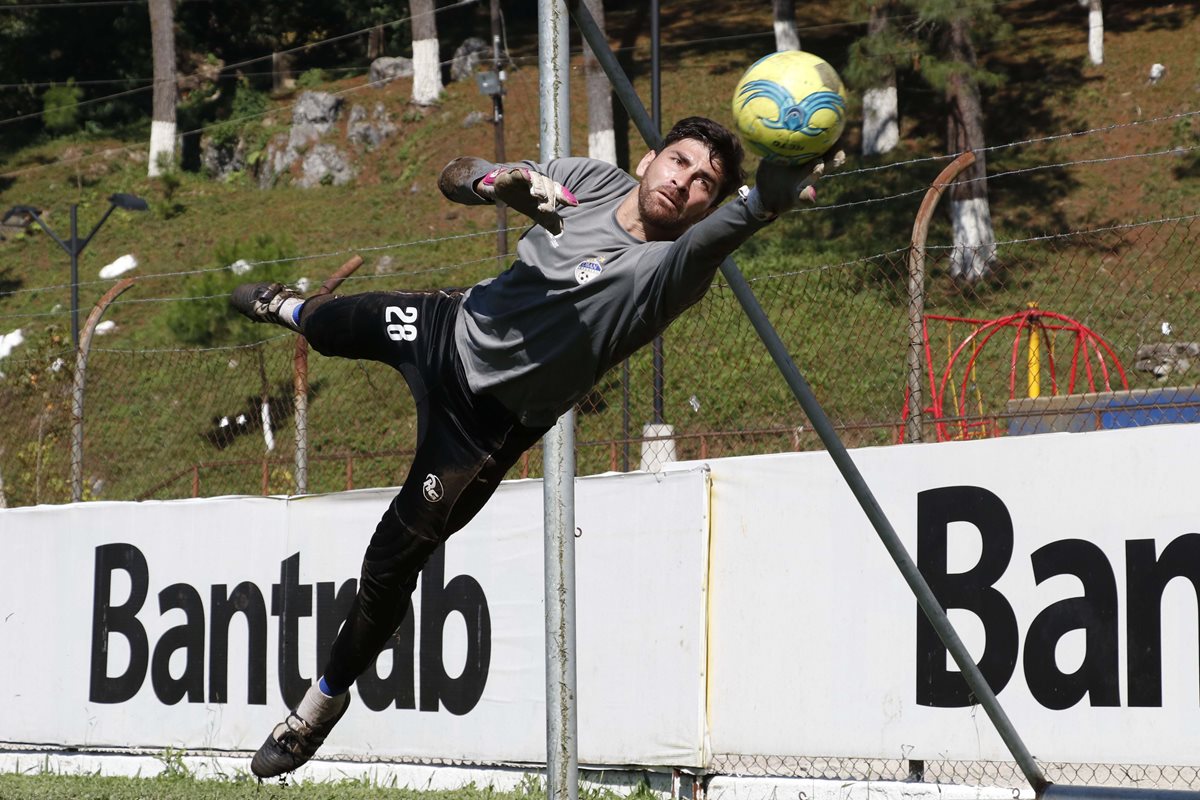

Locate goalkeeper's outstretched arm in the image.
[438,157,496,205]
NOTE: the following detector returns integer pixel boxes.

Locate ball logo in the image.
[422,473,444,503]
[736,80,845,139]
[575,257,604,285]
[731,51,847,163]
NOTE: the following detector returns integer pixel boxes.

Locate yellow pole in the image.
[1026,302,1041,399]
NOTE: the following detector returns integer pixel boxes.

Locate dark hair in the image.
[660,116,746,205]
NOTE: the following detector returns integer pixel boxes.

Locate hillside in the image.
[0,0,1196,505]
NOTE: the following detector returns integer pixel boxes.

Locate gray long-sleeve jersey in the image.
[448,156,771,427]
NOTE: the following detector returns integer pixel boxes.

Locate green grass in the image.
[0,767,660,800]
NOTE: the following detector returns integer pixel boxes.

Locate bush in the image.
[296,68,327,89]
[209,79,270,149]
[42,79,83,134]
[165,234,298,347]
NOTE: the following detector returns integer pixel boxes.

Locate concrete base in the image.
[640,423,677,472]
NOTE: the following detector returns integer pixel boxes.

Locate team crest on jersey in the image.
[575,256,604,285]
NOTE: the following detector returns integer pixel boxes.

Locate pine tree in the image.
[583,0,616,165]
[846,0,901,156]
[847,0,1010,283]
[411,0,443,107]
[148,0,177,177]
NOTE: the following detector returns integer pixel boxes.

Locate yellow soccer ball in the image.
[731,50,847,164]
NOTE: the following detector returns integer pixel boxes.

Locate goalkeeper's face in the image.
[634,138,723,238]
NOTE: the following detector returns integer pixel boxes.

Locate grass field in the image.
[0,764,657,800]
[0,773,640,800]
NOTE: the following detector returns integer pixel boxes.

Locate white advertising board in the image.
[0,468,710,767]
[697,424,1200,766]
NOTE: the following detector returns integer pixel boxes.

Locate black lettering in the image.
[916,486,1018,707]
[271,553,313,708]
[1023,539,1119,709]
[209,582,268,704]
[315,579,357,673]
[89,543,149,703]
[151,583,206,704]
[1127,533,1200,706]
[358,599,417,712]
[419,546,491,715]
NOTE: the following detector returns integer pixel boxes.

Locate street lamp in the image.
[3,192,149,348]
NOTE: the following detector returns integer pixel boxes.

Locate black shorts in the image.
[301,288,546,537]
[299,289,549,687]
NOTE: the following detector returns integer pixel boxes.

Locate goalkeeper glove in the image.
[743,147,846,221]
[479,167,578,235]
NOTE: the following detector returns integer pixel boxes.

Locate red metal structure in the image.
[901,307,1129,442]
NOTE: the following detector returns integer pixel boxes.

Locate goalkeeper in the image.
[231,116,840,778]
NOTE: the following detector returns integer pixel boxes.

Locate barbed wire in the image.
[827,109,1200,181]
[0,136,1192,307]
[0,0,1038,90]
[924,212,1200,249]
[104,250,510,308]
[797,143,1200,216]
[0,38,501,183]
[0,249,514,324]
[740,246,911,285]
[5,209,1192,327]
[744,213,1200,284]
[91,334,292,355]
[0,226,524,301]
[0,0,477,129]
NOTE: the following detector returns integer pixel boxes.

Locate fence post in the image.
[906,151,976,445]
[72,277,136,503]
[293,254,363,495]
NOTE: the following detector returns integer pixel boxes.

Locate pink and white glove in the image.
[743,147,846,220]
[479,167,578,235]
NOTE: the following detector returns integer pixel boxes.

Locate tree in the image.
[582,0,616,164]
[847,0,900,156]
[772,0,800,51]
[943,13,997,284]
[148,0,177,177]
[411,0,442,106]
[1079,0,1103,66]
[847,0,1009,283]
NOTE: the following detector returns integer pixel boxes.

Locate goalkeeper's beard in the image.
[637,181,690,238]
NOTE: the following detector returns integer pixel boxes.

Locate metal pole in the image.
[72,278,136,502]
[69,205,80,350]
[568,2,1048,792]
[491,0,508,257]
[294,335,309,494]
[293,255,364,496]
[906,151,976,444]
[538,3,578,800]
[649,0,665,425]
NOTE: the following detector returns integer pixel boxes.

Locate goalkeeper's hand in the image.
[478,167,579,235]
[744,145,846,220]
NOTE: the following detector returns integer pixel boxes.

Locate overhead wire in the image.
[0,131,1193,305]
[797,143,1200,216]
[0,0,478,127]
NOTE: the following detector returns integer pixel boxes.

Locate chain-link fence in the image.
[707,755,1200,792]
[1,213,1198,506]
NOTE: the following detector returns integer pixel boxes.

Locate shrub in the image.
[43,79,83,134]
[165,234,298,347]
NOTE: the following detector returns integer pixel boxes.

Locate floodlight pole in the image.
[12,196,147,349]
[569,1,1050,795]
[539,4,578,800]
